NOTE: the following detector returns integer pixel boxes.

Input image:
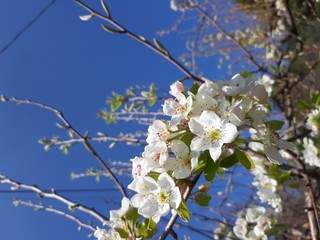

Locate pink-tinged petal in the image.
[199,111,221,130]
[163,98,177,116]
[171,140,189,157]
[138,195,158,218]
[188,117,204,135]
[265,145,282,164]
[169,187,182,209]
[275,139,294,149]
[209,143,222,161]
[222,123,238,143]
[157,172,175,191]
[190,137,210,151]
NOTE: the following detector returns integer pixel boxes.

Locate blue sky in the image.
[0,1,244,239]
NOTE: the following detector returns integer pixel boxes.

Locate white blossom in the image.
[129,172,181,223]
[94,228,121,240]
[165,140,199,179]
[302,137,320,167]
[189,110,238,161]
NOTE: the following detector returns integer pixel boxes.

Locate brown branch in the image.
[1,95,128,198]
[0,174,108,224]
[75,0,205,84]
[14,199,96,232]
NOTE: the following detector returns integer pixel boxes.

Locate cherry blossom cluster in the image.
[94,73,293,239]
[233,206,274,240]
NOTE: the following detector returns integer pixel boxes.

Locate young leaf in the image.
[235,149,254,170]
[101,24,120,34]
[100,0,111,17]
[297,99,311,110]
[153,38,169,55]
[114,228,129,238]
[194,193,211,206]
[220,153,238,168]
[265,120,284,131]
[204,151,219,182]
[176,200,190,222]
[189,82,199,95]
[79,14,93,21]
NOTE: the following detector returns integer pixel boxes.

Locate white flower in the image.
[229,97,252,126]
[189,110,238,161]
[131,157,151,178]
[257,128,294,164]
[302,137,320,167]
[142,141,168,167]
[163,93,193,127]
[221,74,254,96]
[233,218,247,238]
[165,140,199,179]
[258,75,274,96]
[129,172,181,223]
[307,108,320,136]
[94,228,121,240]
[246,206,266,223]
[146,120,169,144]
[106,197,130,229]
[169,81,186,97]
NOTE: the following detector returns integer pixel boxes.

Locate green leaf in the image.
[278,171,291,184]
[148,98,156,107]
[235,149,254,170]
[136,219,158,238]
[240,70,252,78]
[204,151,219,182]
[265,225,288,235]
[194,193,211,206]
[176,200,190,222]
[114,228,129,238]
[220,153,238,168]
[101,24,120,34]
[100,0,111,17]
[297,100,311,110]
[153,38,169,55]
[288,182,300,188]
[125,207,140,226]
[189,82,199,95]
[265,120,284,131]
[179,132,194,147]
[310,91,320,105]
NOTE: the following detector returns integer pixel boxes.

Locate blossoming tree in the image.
[1,0,320,240]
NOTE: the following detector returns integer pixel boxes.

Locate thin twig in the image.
[75,0,205,84]
[1,95,128,197]
[0,174,108,224]
[14,199,96,232]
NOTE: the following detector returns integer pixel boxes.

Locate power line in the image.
[0,187,118,195]
[0,0,58,55]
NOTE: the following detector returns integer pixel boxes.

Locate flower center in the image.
[181,156,191,168]
[175,104,187,115]
[158,191,170,204]
[208,129,221,142]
